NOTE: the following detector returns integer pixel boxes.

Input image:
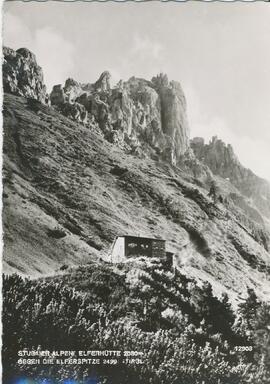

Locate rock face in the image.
[50,84,67,105]
[59,102,88,124]
[2,47,190,163]
[191,136,270,219]
[94,71,111,92]
[191,136,241,177]
[152,74,190,162]
[50,83,90,124]
[49,72,190,164]
[3,46,48,103]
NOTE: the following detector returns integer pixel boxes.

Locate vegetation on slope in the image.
[3,260,270,383]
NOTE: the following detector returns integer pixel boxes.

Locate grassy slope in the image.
[2,93,270,303]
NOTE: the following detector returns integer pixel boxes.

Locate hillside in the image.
[2,89,270,303]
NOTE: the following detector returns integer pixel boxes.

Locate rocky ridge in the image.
[50,72,190,164]
[191,136,270,220]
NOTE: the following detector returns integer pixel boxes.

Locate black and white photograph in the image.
[1,1,270,383]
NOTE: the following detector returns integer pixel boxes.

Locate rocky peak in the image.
[63,78,82,103]
[191,136,270,219]
[191,136,241,176]
[64,78,79,88]
[152,74,190,162]
[151,73,169,89]
[3,46,48,103]
[94,71,111,92]
[50,84,67,105]
[50,83,89,125]
[16,47,37,62]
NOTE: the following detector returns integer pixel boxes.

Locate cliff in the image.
[50,72,190,164]
[3,46,48,103]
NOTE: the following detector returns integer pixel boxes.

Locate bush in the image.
[2,265,269,384]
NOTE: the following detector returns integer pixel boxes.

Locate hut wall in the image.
[111,236,125,262]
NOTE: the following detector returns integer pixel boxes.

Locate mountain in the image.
[2,46,270,304]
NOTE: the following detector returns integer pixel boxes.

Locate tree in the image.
[238,288,261,331]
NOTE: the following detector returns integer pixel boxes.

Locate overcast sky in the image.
[3,2,270,181]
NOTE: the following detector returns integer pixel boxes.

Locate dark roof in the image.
[117,235,165,242]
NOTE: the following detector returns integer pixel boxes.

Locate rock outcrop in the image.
[2,47,190,164]
[50,83,89,124]
[152,73,190,162]
[50,84,67,105]
[191,136,241,177]
[191,136,270,219]
[94,71,111,92]
[3,46,48,103]
[49,72,190,164]
[64,78,85,102]
[59,102,88,124]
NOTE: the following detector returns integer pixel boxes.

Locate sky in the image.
[3,1,270,181]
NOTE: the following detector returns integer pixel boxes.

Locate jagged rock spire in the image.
[94,71,111,92]
[3,46,48,103]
